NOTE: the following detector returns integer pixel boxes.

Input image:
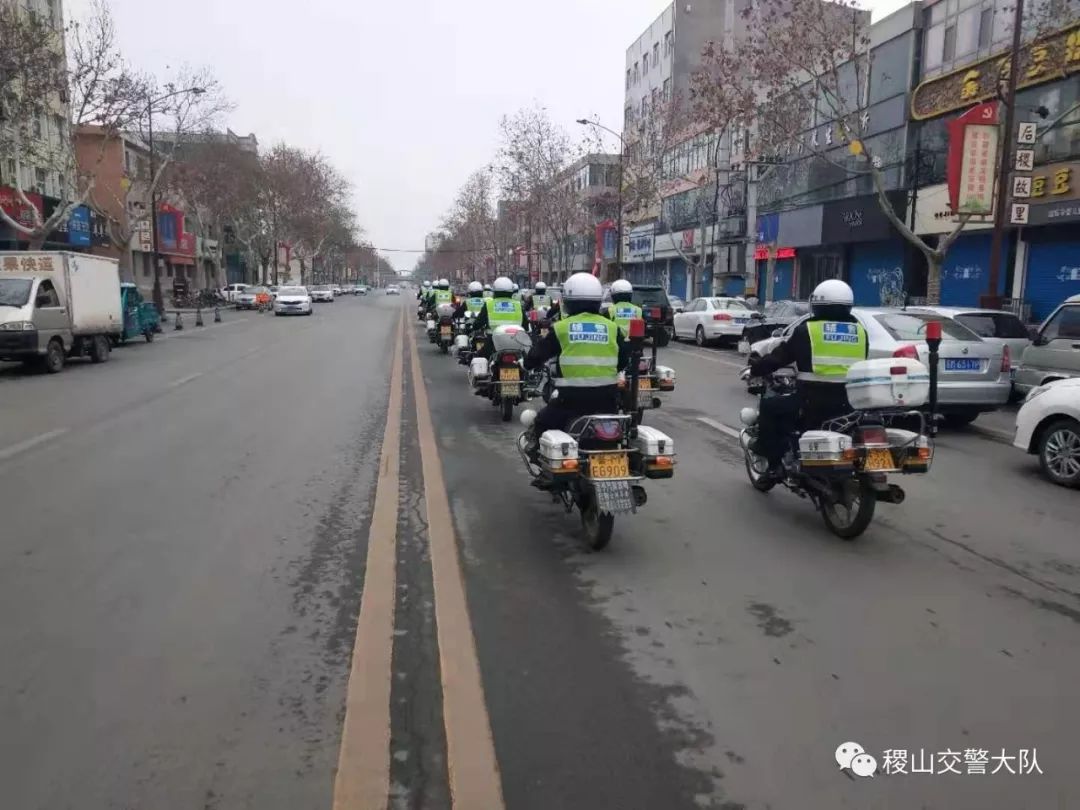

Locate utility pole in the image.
[986,0,1025,307]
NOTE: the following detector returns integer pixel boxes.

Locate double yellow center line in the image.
[332,312,504,809]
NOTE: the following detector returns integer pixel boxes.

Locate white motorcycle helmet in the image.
[512,282,520,293]
[810,279,854,308]
[423,280,432,288]
[468,280,483,294]
[562,272,603,316]
[483,283,492,291]
[492,276,514,295]
[611,279,633,296]
[437,278,450,289]
[535,281,547,294]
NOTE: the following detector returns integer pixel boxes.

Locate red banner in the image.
[0,186,44,228]
[947,102,999,212]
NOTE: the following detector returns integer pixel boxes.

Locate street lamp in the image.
[147,85,206,315]
[576,118,624,278]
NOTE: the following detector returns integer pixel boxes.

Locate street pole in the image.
[148,98,162,316]
[986,0,1025,308]
[577,119,625,281]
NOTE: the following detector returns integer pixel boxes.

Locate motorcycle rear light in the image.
[713,313,732,321]
[651,456,674,467]
[857,426,888,445]
[893,344,919,360]
[499,353,518,364]
[842,448,858,461]
[917,446,932,460]
[1001,344,1011,372]
[592,420,623,440]
[560,459,579,470]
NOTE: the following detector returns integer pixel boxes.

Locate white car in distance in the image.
[1014,377,1080,488]
[386,285,400,295]
[309,284,335,303]
[274,286,313,316]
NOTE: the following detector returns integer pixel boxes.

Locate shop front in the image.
[759,205,822,302]
[820,192,907,303]
[1018,160,1080,322]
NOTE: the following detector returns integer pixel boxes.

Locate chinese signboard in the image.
[0,186,44,229]
[911,23,1080,120]
[135,220,152,251]
[1011,159,1080,224]
[0,254,56,273]
[66,205,92,246]
[958,125,998,214]
[627,225,654,260]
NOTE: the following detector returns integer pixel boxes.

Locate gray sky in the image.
[69,0,906,272]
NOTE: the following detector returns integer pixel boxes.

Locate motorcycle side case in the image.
[454,334,469,349]
[634,425,675,478]
[539,430,579,478]
[798,430,854,471]
[655,364,676,391]
[470,356,490,381]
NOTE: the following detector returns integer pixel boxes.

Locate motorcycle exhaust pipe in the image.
[632,485,647,507]
[875,484,906,504]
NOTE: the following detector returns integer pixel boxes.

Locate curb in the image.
[968,424,1014,445]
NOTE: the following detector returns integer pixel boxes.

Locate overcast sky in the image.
[68,0,907,272]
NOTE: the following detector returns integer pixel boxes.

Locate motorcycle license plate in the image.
[864,448,895,471]
[592,479,636,515]
[590,453,629,479]
[440,326,452,337]
[500,367,521,382]
[638,378,652,390]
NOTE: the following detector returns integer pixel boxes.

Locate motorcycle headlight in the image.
[0,321,36,331]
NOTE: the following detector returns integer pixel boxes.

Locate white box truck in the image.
[0,251,123,373]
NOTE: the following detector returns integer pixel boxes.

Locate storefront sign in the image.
[756,213,779,244]
[776,205,824,248]
[821,192,906,244]
[0,186,44,228]
[911,23,1080,120]
[135,220,152,251]
[681,229,695,250]
[753,246,796,261]
[66,205,92,246]
[1007,159,1080,225]
[913,183,994,234]
[627,225,654,259]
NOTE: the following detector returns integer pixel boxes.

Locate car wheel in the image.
[1038,418,1080,488]
[655,329,670,347]
[44,338,65,374]
[695,325,706,347]
[89,334,110,363]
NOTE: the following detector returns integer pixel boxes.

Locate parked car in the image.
[1013,378,1080,487]
[268,285,279,299]
[309,285,335,302]
[273,286,313,316]
[234,287,259,310]
[357,285,369,295]
[739,300,811,350]
[1014,294,1080,396]
[910,306,1031,390]
[673,296,759,347]
[601,283,674,345]
[332,285,344,296]
[221,283,249,303]
[747,307,1012,425]
[251,286,273,309]
[668,295,686,314]
[386,285,401,295]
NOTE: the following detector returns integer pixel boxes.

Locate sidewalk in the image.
[970,405,1017,444]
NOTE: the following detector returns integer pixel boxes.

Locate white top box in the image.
[846,358,930,410]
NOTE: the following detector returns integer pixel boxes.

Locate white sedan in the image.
[274,286,313,316]
[309,285,335,302]
[1014,377,1080,487]
[673,297,757,347]
[386,285,400,295]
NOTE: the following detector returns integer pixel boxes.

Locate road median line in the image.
[332,310,403,810]
[407,324,506,809]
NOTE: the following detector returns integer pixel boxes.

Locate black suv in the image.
[602,284,674,346]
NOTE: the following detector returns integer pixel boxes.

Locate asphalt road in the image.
[2,294,1078,810]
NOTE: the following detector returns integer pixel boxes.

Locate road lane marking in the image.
[158,318,248,339]
[698,416,742,439]
[407,324,506,809]
[166,373,203,388]
[666,346,746,368]
[0,428,69,462]
[332,311,404,810]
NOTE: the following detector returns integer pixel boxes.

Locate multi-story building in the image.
[547,153,621,282]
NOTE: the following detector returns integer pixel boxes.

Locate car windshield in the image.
[279,287,307,296]
[633,287,669,307]
[873,312,980,341]
[791,301,811,315]
[955,312,1030,339]
[313,285,332,291]
[0,278,33,307]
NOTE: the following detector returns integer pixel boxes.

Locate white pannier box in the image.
[539,430,579,472]
[436,302,455,318]
[492,324,527,351]
[454,334,469,350]
[798,430,854,466]
[470,356,489,379]
[634,425,674,457]
[845,358,930,410]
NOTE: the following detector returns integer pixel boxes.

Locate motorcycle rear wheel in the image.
[500,397,514,422]
[440,342,449,354]
[820,476,876,540]
[580,495,614,550]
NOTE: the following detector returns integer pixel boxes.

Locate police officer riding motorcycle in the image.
[748,279,869,478]
[602,279,643,337]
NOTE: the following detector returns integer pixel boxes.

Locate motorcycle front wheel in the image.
[820,476,877,540]
[742,432,775,492]
[580,493,614,551]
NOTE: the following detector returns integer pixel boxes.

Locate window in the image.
[34,168,46,190]
[956,8,978,58]
[874,312,980,341]
[633,62,640,83]
[943,24,956,61]
[33,115,42,139]
[926,24,945,69]
[978,8,993,48]
[652,42,660,66]
[624,105,633,127]
[35,280,61,308]
[956,312,1029,338]
[643,52,649,75]
[641,96,649,118]
[652,87,660,109]
[664,30,673,55]
[663,77,672,101]
[53,114,65,144]
[626,69,631,89]
[1042,305,1080,340]
[125,149,132,173]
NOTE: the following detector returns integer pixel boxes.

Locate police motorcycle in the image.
[469,324,532,421]
[737,325,944,540]
[435,302,456,354]
[622,323,676,425]
[517,318,676,551]
[452,310,478,361]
